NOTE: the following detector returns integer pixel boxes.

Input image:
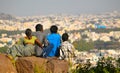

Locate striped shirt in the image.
[59,41,75,61]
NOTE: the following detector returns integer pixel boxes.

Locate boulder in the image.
[46,58,69,73]
[16,56,69,73]
[0,54,17,73]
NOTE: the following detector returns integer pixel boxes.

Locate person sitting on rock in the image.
[7,28,43,60]
[33,24,47,57]
[42,25,61,58]
[59,33,75,63]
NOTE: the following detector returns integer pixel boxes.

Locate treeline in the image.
[0,30,24,36]
[94,41,120,49]
[73,39,94,51]
[90,28,120,33]
[73,40,120,51]
[69,28,120,33]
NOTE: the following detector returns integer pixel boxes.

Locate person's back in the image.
[46,25,61,57]
[59,33,75,61]
[7,28,43,59]
[34,31,46,44]
[47,33,61,57]
[59,33,76,73]
[33,24,46,56]
[60,41,75,60]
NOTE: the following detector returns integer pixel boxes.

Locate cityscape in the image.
[0,0,120,72]
[0,11,120,68]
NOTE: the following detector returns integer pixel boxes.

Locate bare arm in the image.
[35,39,43,48]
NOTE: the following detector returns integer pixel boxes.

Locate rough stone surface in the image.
[46,58,69,73]
[0,54,17,73]
[15,56,69,73]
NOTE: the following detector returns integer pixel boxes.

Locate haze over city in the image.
[0,0,120,72]
[0,0,120,16]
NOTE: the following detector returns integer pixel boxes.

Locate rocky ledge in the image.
[0,54,69,73]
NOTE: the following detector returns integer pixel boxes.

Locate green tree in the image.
[0,46,8,53]
[73,39,94,51]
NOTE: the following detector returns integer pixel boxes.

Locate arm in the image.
[43,38,49,47]
[67,44,75,57]
[35,39,43,48]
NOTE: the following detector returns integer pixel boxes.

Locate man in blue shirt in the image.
[43,25,61,57]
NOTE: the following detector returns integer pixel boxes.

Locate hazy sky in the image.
[0,0,120,16]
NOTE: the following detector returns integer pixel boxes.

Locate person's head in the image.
[50,25,58,33]
[62,33,69,42]
[25,28,32,39]
[35,24,43,32]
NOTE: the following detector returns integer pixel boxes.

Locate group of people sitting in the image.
[7,24,75,64]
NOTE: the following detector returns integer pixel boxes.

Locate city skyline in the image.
[0,0,120,16]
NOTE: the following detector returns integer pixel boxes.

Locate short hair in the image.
[62,33,69,41]
[25,28,32,37]
[35,24,43,31]
[50,25,58,33]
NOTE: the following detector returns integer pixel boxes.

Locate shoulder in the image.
[33,31,40,36]
[47,33,61,38]
[55,33,61,38]
[62,41,73,47]
[32,36,37,39]
[62,41,69,45]
[57,33,61,37]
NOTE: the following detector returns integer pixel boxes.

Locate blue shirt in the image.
[46,33,61,57]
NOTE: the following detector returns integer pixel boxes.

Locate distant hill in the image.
[0,13,17,21]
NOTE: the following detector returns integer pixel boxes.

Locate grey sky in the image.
[0,0,120,16]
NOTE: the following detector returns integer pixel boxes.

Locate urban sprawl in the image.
[0,11,120,67]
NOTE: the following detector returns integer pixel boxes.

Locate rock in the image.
[16,56,69,73]
[46,58,69,73]
[0,54,69,73]
[0,54,17,73]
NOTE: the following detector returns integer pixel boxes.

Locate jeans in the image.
[42,43,54,58]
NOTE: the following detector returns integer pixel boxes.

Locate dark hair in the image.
[62,33,69,42]
[25,28,32,38]
[35,24,43,31]
[50,25,58,33]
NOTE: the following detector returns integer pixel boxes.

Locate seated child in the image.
[59,33,75,63]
